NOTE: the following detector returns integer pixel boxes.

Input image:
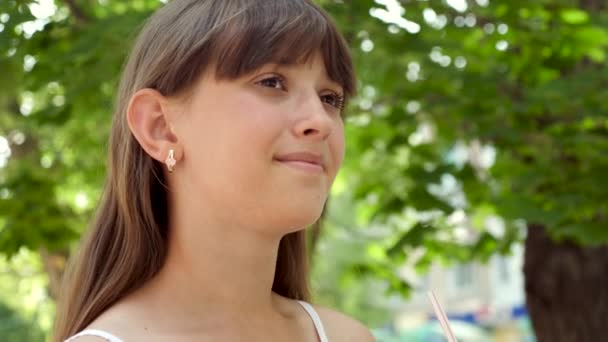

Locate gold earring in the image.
[165,149,176,172]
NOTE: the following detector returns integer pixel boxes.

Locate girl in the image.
[55,0,373,341]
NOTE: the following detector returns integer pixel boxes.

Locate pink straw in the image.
[427,290,458,342]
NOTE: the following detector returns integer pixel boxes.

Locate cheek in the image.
[180,94,282,189]
[331,124,346,171]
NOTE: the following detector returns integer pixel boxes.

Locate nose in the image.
[291,94,333,141]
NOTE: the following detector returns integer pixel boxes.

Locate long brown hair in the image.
[53,0,355,340]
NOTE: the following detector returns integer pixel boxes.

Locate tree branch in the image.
[62,0,91,24]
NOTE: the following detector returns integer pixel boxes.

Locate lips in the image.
[274,152,325,171]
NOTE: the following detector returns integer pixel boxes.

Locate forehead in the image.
[196,1,354,96]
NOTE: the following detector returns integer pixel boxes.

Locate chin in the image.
[276,203,326,233]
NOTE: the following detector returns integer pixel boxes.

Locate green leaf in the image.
[560,9,589,25]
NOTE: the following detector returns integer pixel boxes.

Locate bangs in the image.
[207,0,356,99]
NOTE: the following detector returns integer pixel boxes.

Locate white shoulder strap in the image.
[64,329,124,342]
[297,300,329,342]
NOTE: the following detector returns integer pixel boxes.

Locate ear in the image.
[126,88,182,165]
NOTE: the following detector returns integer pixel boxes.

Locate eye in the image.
[320,92,345,110]
[256,75,286,91]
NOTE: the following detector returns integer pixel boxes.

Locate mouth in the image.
[274,152,325,173]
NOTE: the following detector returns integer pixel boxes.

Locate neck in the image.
[131,207,287,322]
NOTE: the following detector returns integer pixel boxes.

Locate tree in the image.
[323,0,608,340]
[0,0,155,296]
[1,0,607,340]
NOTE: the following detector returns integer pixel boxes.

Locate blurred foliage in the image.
[319,0,608,304]
[312,185,406,327]
[318,0,608,325]
[1,0,607,336]
[0,248,52,341]
[0,301,45,342]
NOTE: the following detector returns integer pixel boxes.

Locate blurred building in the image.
[392,244,534,341]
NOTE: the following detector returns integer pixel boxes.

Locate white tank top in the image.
[64,300,329,342]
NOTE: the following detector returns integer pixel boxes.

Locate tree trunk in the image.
[524,223,608,341]
[39,247,69,300]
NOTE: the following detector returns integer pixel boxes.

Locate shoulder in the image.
[313,305,376,342]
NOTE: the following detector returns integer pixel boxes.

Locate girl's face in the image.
[172,52,345,233]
